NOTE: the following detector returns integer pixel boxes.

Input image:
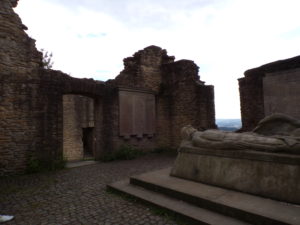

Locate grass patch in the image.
[102,145,145,162]
[151,146,175,153]
[26,155,66,174]
[0,175,57,199]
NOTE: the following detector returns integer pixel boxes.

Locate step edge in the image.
[107,180,249,225]
[130,175,295,225]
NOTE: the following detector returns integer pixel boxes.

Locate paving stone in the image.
[0,153,179,225]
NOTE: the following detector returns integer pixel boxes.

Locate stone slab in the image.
[119,89,155,138]
[170,147,300,204]
[66,160,97,168]
[130,168,300,225]
[108,178,249,225]
[263,68,300,120]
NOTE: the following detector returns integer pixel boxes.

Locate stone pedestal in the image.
[170,145,300,204]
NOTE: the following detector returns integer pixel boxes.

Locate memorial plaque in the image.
[133,94,146,138]
[119,89,155,138]
[119,91,134,138]
[263,68,300,120]
[145,95,155,136]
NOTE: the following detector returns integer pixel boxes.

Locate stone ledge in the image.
[171,148,300,204]
[179,145,300,165]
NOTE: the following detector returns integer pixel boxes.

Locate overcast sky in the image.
[15,0,300,118]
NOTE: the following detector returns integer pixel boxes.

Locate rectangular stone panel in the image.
[263,68,300,120]
[119,89,155,138]
[145,95,155,136]
[171,146,300,204]
[133,94,146,138]
[119,91,134,138]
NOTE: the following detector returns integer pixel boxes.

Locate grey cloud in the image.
[47,0,227,29]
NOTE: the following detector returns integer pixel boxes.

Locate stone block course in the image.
[239,55,300,131]
[0,1,216,175]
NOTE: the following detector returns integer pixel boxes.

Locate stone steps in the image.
[107,168,300,225]
[108,179,249,225]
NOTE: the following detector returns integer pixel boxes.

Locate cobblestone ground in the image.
[0,153,180,225]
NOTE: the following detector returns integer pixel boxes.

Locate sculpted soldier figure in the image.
[181,114,300,154]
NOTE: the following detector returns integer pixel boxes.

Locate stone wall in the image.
[160,60,216,148]
[0,1,216,175]
[0,0,42,76]
[0,0,63,175]
[101,87,158,153]
[63,95,94,161]
[107,47,216,151]
[263,68,300,119]
[239,55,300,131]
[113,46,174,92]
[0,70,64,175]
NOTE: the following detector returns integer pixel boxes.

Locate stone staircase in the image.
[107,168,300,225]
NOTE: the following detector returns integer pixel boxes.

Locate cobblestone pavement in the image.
[0,153,180,225]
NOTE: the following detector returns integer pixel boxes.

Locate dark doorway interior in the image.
[82,127,94,159]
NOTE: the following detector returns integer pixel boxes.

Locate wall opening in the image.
[82,127,94,159]
[63,94,95,161]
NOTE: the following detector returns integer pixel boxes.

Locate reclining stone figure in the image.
[181,114,300,154]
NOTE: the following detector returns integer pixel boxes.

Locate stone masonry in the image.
[0,0,216,175]
[63,95,94,161]
[239,55,300,131]
[105,46,216,151]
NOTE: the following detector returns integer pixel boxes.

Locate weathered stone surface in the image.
[104,47,216,152]
[0,153,178,225]
[0,1,216,175]
[63,95,94,161]
[171,115,300,204]
[171,147,300,204]
[239,55,300,131]
[0,68,106,175]
[159,60,216,148]
[112,45,175,92]
[263,68,300,120]
[0,0,42,76]
[181,114,300,154]
[119,89,155,138]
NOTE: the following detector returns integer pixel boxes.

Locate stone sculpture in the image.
[181,114,300,154]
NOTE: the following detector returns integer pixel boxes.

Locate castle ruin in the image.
[0,0,216,175]
[239,56,300,130]
[1,0,299,176]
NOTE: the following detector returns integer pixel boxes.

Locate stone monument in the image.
[171,114,300,204]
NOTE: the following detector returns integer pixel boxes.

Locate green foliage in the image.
[52,156,66,170]
[26,155,66,174]
[26,157,42,174]
[102,145,144,162]
[40,48,54,69]
[152,146,175,153]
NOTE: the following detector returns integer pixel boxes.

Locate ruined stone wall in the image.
[239,55,300,131]
[0,0,42,76]
[113,46,174,92]
[0,0,62,175]
[238,72,265,131]
[0,0,105,175]
[161,60,216,148]
[0,70,65,175]
[1,68,104,175]
[108,46,216,151]
[263,68,300,120]
[63,95,94,161]
[0,0,216,174]
[100,86,157,154]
